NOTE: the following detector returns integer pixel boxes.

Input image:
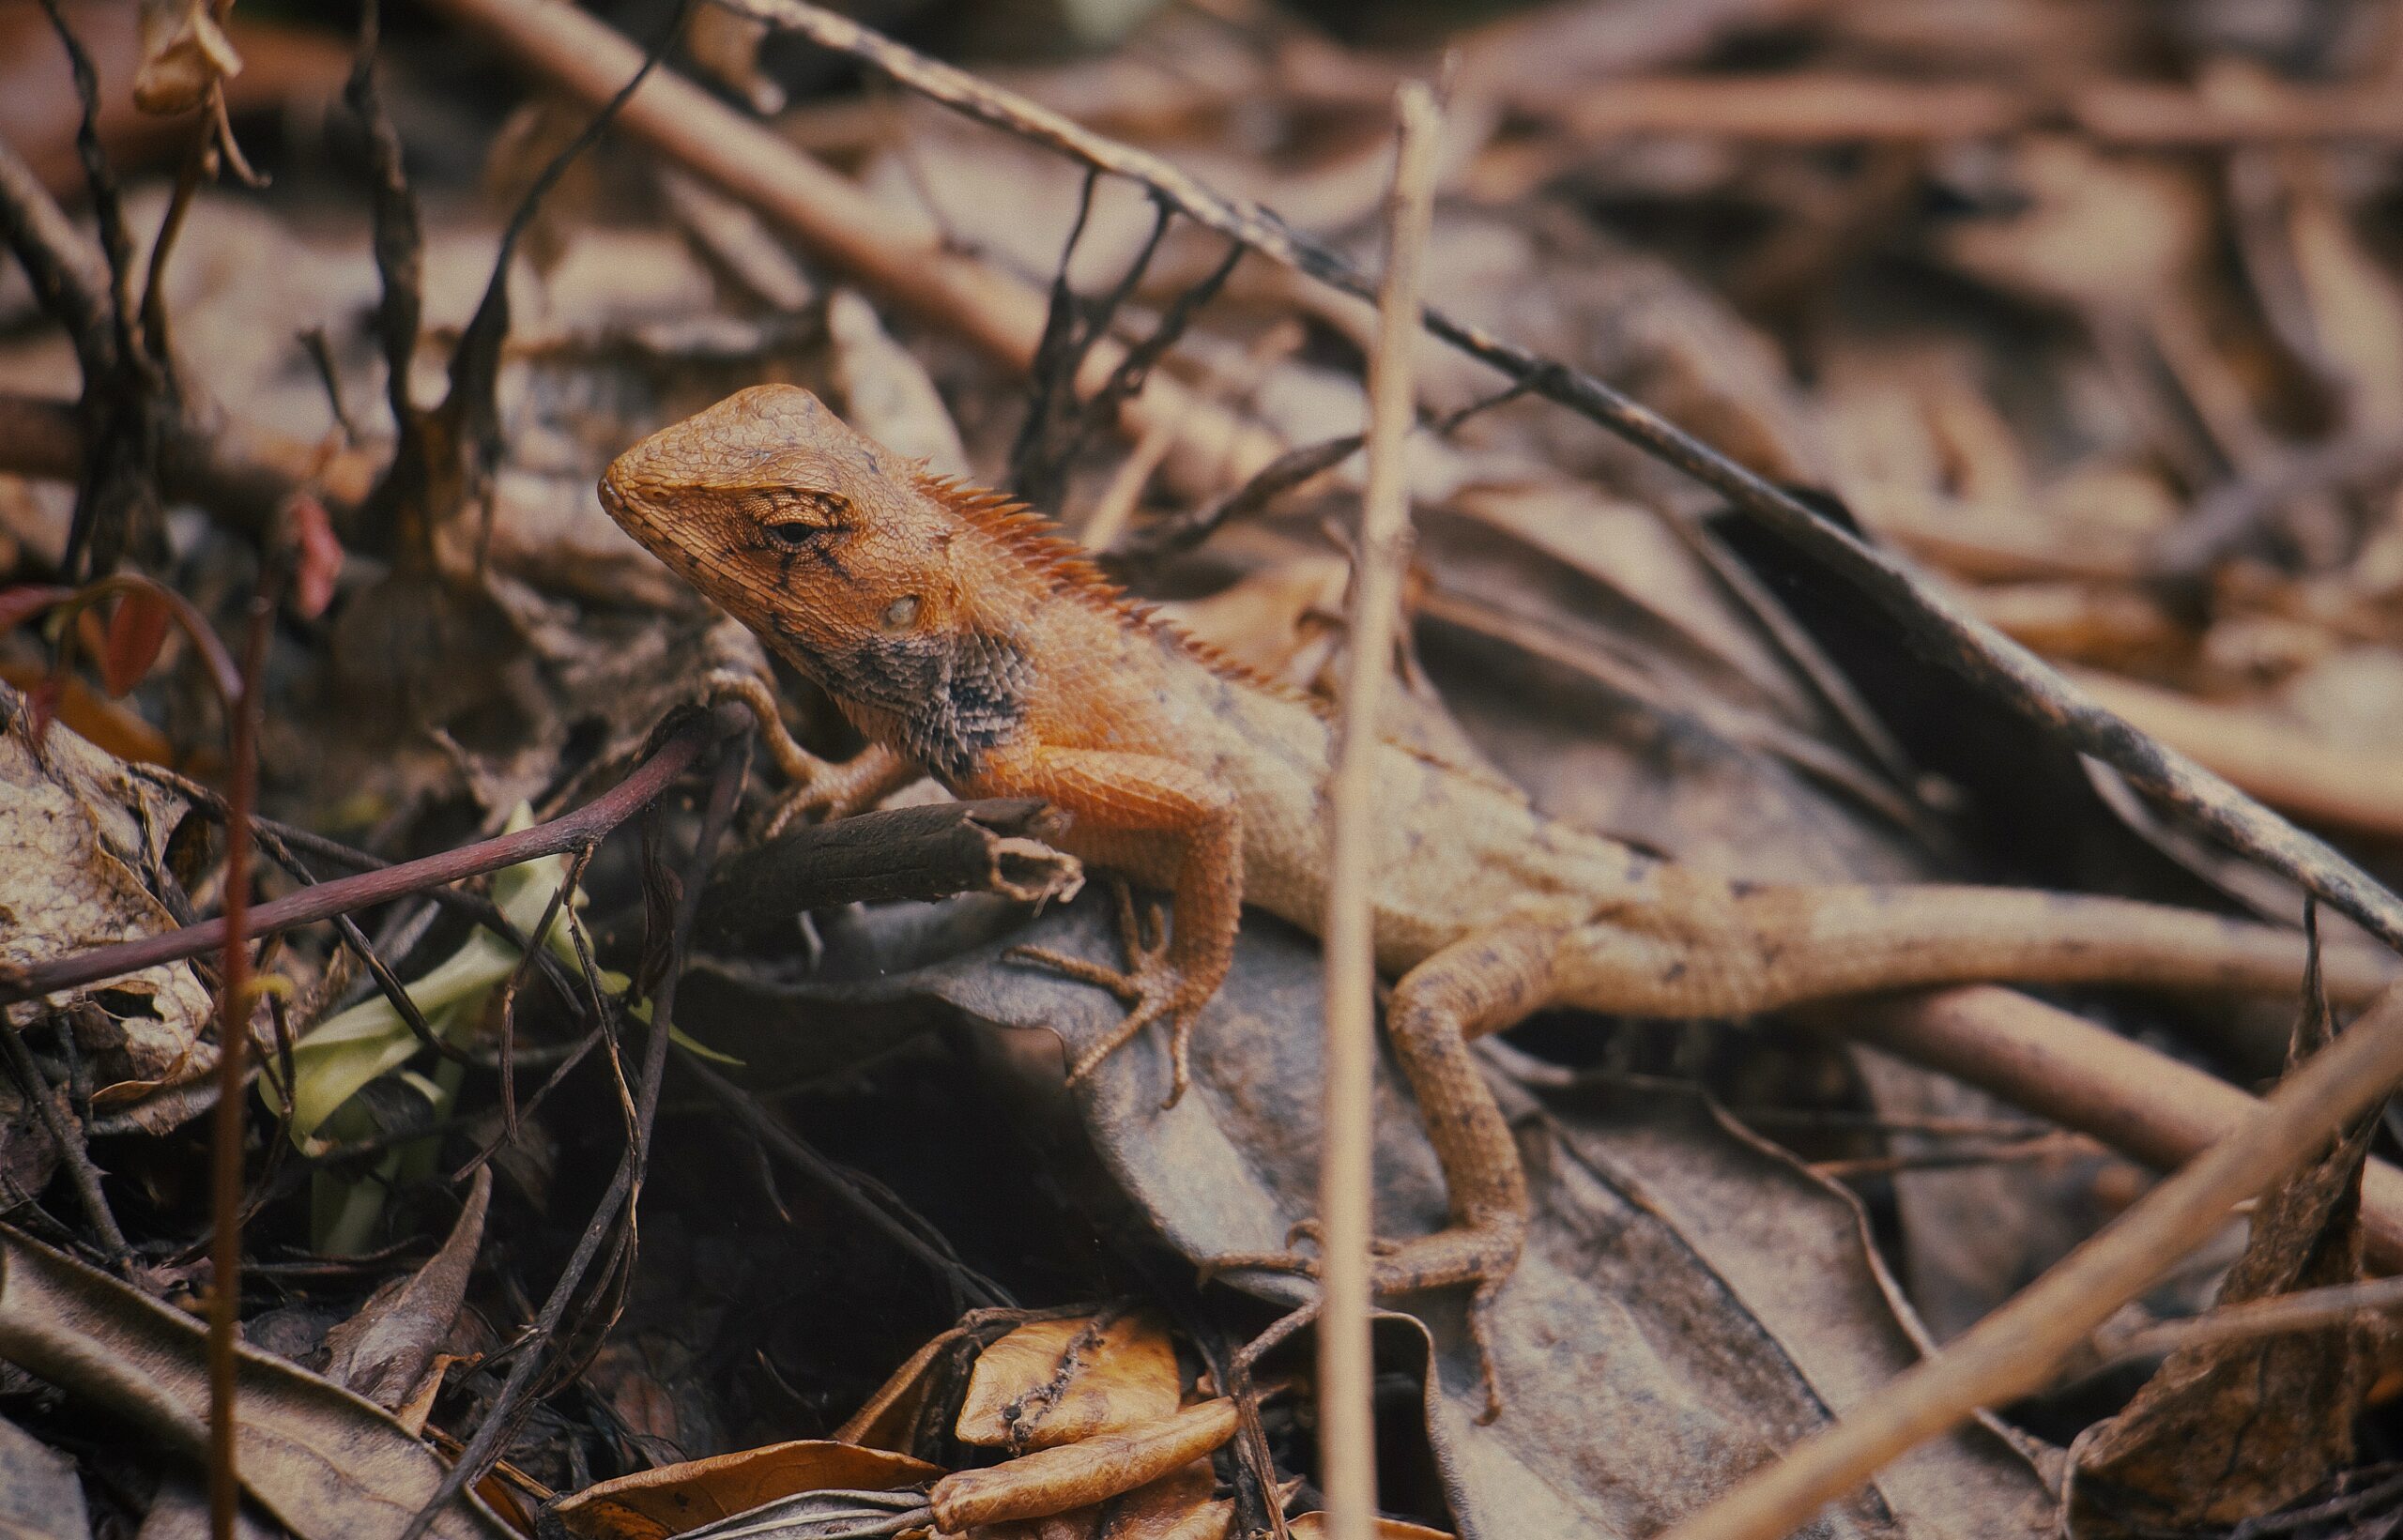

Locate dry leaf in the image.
[132,0,241,114]
[1940,139,2205,315]
[0,1413,90,1540]
[2067,982,2383,1535]
[956,1310,1182,1454]
[0,690,214,1114]
[0,1229,513,1540]
[546,1441,941,1540]
[320,1167,492,1410]
[99,590,173,698]
[827,288,972,481]
[834,1324,978,1454]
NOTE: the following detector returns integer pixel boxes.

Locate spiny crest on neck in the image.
[911,467,1330,716]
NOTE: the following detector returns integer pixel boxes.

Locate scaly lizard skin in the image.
[603,385,2392,1414]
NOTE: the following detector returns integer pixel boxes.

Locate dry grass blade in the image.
[1318,79,1442,1540]
[1660,978,2403,1540]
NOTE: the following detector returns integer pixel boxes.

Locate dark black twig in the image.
[398,731,747,1540]
[1010,173,1165,508]
[439,0,698,518]
[1081,235,1242,444]
[1123,374,1529,564]
[249,823,481,1073]
[0,1022,130,1266]
[1124,431,1361,563]
[299,327,361,444]
[447,1013,613,1185]
[38,0,137,364]
[491,843,590,1140]
[16,3,172,575]
[137,127,215,394]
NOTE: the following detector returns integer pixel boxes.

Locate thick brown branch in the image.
[693,798,1077,950]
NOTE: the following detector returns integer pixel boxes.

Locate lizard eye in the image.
[755,488,850,546]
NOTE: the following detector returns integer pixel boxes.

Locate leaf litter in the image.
[7,1,2403,1538]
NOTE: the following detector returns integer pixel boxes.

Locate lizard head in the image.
[600,384,1045,779]
[599,384,972,670]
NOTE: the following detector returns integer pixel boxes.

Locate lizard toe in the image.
[1006,944,1145,1003]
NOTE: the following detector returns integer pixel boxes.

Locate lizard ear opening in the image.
[880,594,923,631]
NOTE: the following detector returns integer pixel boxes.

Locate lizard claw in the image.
[1007,879,1202,1106]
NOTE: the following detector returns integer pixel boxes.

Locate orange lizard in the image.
[602,384,2393,1413]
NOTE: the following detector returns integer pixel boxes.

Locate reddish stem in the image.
[1,706,743,1005]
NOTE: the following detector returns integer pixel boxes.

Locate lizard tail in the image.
[1554,883,2398,1019]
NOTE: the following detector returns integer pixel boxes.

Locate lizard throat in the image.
[783,625,1033,783]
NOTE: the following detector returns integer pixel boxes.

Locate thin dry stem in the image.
[1660,978,2403,1540]
[1319,80,1441,1540]
[207,594,269,1540]
[2096,1273,2403,1364]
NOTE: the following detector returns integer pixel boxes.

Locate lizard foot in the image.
[1005,878,1206,1106]
[1201,1225,1520,1424]
[759,754,895,838]
[700,672,918,837]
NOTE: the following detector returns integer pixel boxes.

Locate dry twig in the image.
[1317,79,1441,1540]
[1813,985,2403,1271]
[207,588,270,1540]
[2096,1273,2403,1364]
[1665,979,2403,1540]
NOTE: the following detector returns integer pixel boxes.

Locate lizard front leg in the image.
[1211,918,1566,1423]
[702,671,922,831]
[987,747,1241,1105]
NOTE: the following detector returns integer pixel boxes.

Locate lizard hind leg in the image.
[1201,919,1568,1425]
